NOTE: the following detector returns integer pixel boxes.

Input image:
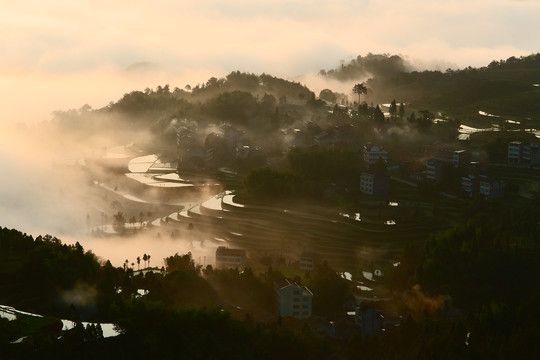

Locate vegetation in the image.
[7,52,540,358]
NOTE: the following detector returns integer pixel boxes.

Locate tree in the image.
[319,89,337,103]
[372,105,385,123]
[399,102,405,120]
[389,99,397,117]
[148,255,151,268]
[113,212,126,234]
[137,256,141,270]
[143,254,148,268]
[352,83,367,104]
[261,93,276,109]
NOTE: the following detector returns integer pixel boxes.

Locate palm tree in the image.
[352,83,368,104]
[147,255,151,268]
[137,256,141,270]
[143,254,148,268]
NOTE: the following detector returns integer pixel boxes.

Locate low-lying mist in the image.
[0,118,218,268]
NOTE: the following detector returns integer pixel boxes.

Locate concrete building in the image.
[425,158,447,183]
[355,303,382,339]
[363,144,388,167]
[274,278,313,319]
[508,141,521,164]
[299,252,319,271]
[508,141,540,165]
[452,150,469,167]
[215,246,246,269]
[461,174,479,197]
[360,172,390,197]
[479,175,505,200]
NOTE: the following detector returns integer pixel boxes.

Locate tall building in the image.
[452,150,469,167]
[360,172,390,197]
[425,158,447,183]
[274,278,313,319]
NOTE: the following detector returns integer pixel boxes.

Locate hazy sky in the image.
[1,0,539,123]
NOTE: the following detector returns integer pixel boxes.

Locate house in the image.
[508,141,521,164]
[355,302,382,339]
[461,174,479,197]
[299,252,319,271]
[425,158,447,183]
[360,172,390,197]
[215,246,246,269]
[363,144,388,167]
[508,141,540,165]
[274,278,313,319]
[452,150,469,167]
[314,131,334,147]
[478,175,504,200]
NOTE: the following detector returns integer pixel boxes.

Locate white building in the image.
[360,172,389,197]
[215,246,246,269]
[508,141,540,165]
[452,150,469,167]
[299,252,318,271]
[363,144,388,166]
[479,175,505,200]
[274,278,313,319]
[508,141,522,164]
[425,158,446,183]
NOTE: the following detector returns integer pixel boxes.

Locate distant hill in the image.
[321,53,540,122]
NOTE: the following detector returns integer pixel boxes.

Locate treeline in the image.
[321,53,540,121]
[381,199,540,358]
[0,228,342,358]
[320,53,408,81]
[243,147,363,199]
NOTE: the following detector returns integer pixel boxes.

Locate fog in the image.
[2,1,539,124]
[1,0,539,269]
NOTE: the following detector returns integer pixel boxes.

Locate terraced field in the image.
[155,191,456,270]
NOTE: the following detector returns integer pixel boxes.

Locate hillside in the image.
[322,53,540,124]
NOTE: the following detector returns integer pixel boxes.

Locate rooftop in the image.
[216,246,246,257]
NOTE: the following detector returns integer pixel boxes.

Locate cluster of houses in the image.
[508,141,540,165]
[215,247,314,319]
[213,247,389,338]
[360,144,390,197]
[176,120,261,170]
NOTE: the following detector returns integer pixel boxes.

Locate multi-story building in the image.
[452,150,469,167]
[299,252,319,271]
[425,158,447,183]
[363,144,388,167]
[479,175,505,200]
[274,278,313,319]
[508,141,522,164]
[355,304,382,339]
[215,246,246,269]
[461,174,479,197]
[508,141,540,165]
[360,172,390,197]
